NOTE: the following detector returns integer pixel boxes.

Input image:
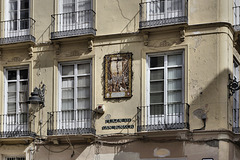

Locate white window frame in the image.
[4,66,29,132]
[4,0,30,37]
[233,58,239,132]
[58,60,92,129]
[146,0,185,21]
[58,0,92,31]
[146,50,185,125]
[234,0,240,25]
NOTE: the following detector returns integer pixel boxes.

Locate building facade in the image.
[0,0,238,160]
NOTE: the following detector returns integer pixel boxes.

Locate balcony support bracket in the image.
[143,33,149,46]
[88,39,93,52]
[54,43,61,55]
[180,27,186,42]
[28,45,34,58]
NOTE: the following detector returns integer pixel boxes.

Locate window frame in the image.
[58,60,92,112]
[4,66,29,115]
[146,50,185,114]
[233,58,239,132]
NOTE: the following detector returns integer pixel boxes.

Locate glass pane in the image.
[168,54,182,66]
[8,92,16,102]
[8,103,16,113]
[20,0,29,9]
[168,79,182,90]
[62,99,74,110]
[62,65,74,76]
[62,77,74,88]
[168,103,183,114]
[19,92,27,102]
[10,11,17,20]
[77,87,90,98]
[62,110,74,121]
[62,89,74,99]
[150,92,164,103]
[10,20,17,30]
[20,18,29,29]
[8,82,16,92]
[20,81,28,91]
[77,109,90,121]
[150,56,164,68]
[168,68,182,79]
[150,81,164,92]
[77,76,90,87]
[20,103,28,112]
[78,0,91,10]
[167,91,182,103]
[77,98,90,109]
[150,104,164,115]
[20,69,28,79]
[9,1,17,10]
[150,69,164,80]
[78,63,90,74]
[8,71,17,80]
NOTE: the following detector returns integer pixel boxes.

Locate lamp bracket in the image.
[228,74,240,97]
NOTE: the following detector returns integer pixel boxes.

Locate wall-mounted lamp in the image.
[228,74,240,97]
[28,83,45,109]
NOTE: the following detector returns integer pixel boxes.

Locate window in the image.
[5,0,30,37]
[233,59,239,133]
[147,0,184,21]
[59,0,92,30]
[4,67,28,131]
[234,0,240,26]
[59,60,91,129]
[147,51,184,124]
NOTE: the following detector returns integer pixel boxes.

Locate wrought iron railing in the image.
[47,109,95,135]
[137,103,189,132]
[51,10,96,39]
[0,18,36,44]
[0,113,35,138]
[139,0,188,28]
[233,6,240,31]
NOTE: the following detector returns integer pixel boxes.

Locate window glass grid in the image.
[148,52,183,116]
[6,68,28,114]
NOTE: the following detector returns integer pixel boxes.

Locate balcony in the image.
[137,103,189,132]
[0,113,35,138]
[47,109,95,136]
[0,18,36,45]
[139,0,188,29]
[51,10,96,40]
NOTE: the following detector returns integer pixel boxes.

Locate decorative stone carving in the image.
[54,43,61,55]
[88,39,93,51]
[143,33,149,46]
[28,46,33,58]
[180,27,186,42]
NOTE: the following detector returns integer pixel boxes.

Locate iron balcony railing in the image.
[0,113,35,138]
[0,18,36,44]
[233,6,240,31]
[47,109,95,135]
[51,10,96,39]
[139,0,188,28]
[137,103,189,132]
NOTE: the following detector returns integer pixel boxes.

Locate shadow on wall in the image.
[34,144,90,160]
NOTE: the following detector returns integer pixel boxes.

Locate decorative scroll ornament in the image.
[228,74,240,97]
